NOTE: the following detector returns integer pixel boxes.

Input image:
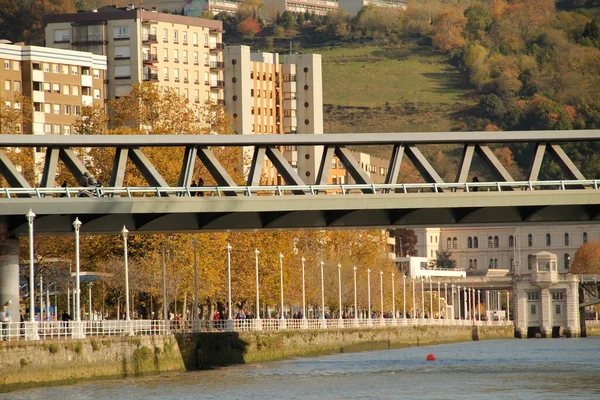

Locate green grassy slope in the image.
[317,42,476,134]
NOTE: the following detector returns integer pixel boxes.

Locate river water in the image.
[6,338,600,400]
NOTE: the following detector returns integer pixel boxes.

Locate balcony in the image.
[142,34,158,43]
[210,80,225,88]
[143,73,159,82]
[72,34,105,45]
[210,61,225,69]
[143,54,159,63]
[209,43,224,52]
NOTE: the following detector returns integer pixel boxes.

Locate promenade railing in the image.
[0,317,516,341]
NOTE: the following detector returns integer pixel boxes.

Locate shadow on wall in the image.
[174,332,248,370]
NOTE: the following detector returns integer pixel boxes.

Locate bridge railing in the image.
[2,180,599,199]
[0,317,515,341]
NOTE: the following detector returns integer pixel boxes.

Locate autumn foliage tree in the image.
[572,241,600,274]
[238,17,261,39]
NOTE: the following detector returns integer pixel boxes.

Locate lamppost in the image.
[279,253,285,329]
[353,266,358,323]
[337,263,342,324]
[506,291,510,322]
[464,287,468,322]
[73,218,82,324]
[379,271,384,325]
[412,277,416,321]
[444,283,448,316]
[254,249,261,327]
[402,273,406,322]
[161,242,168,332]
[451,284,455,319]
[192,239,199,332]
[367,269,372,326]
[121,226,131,322]
[301,257,306,323]
[437,282,441,319]
[320,260,325,322]
[421,277,424,319]
[25,209,39,339]
[429,278,433,319]
[486,290,490,322]
[226,244,233,330]
[477,289,481,322]
[391,272,396,323]
[457,285,461,320]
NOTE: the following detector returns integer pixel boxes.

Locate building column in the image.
[540,288,552,338]
[565,275,581,338]
[0,238,20,320]
[513,280,528,338]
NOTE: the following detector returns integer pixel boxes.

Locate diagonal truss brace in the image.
[334,146,374,193]
[265,147,306,195]
[0,149,32,196]
[196,146,238,196]
[128,148,170,195]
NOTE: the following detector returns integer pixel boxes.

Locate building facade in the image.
[413,225,596,276]
[0,42,107,135]
[45,5,223,104]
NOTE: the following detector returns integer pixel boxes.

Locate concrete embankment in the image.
[0,325,513,392]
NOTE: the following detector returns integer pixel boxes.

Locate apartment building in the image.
[224,45,323,183]
[414,225,595,275]
[0,42,107,135]
[45,5,224,104]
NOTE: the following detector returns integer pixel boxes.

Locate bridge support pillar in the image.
[512,280,528,339]
[0,238,20,323]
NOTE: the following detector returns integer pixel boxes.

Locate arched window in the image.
[509,235,514,248]
[546,233,551,246]
[494,236,499,248]
[446,237,452,249]
[469,259,473,269]
[473,259,478,268]
[564,233,569,246]
[489,258,494,269]
[494,258,498,269]
[474,237,479,248]
[453,237,458,249]
[564,253,571,271]
[468,237,473,249]
[510,257,514,271]
[488,236,493,248]
[528,234,533,247]
[527,254,534,270]
[583,232,588,244]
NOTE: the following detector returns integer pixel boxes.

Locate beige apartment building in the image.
[45,5,224,104]
[0,42,107,135]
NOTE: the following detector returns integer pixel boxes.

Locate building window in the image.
[489,258,494,269]
[494,258,498,269]
[194,52,198,64]
[93,69,100,79]
[74,106,80,115]
[174,30,178,43]
[43,63,49,72]
[563,232,569,246]
[446,237,452,249]
[114,26,129,39]
[528,291,539,301]
[72,86,79,96]
[494,236,499,248]
[174,49,179,62]
[583,232,588,244]
[473,237,478,248]
[469,259,473,269]
[564,253,571,271]
[54,29,70,42]
[13,61,20,71]
[508,235,514,248]
[3,60,9,69]
[530,305,537,315]
[64,105,70,115]
[467,237,472,248]
[488,236,493,248]
[527,254,534,270]
[204,34,208,46]
[53,124,61,134]
[163,29,168,42]
[183,50,187,63]
[193,32,198,46]
[528,234,533,247]
[545,233,551,246]
[453,237,457,249]
[53,104,60,114]
[510,257,514,271]
[474,259,478,269]
[71,66,78,75]
[183,31,187,44]
[52,64,59,73]
[62,65,69,74]
[164,67,169,80]
[115,66,131,79]
[555,304,561,315]
[64,126,71,135]
[62,85,70,95]
[44,103,51,113]
[44,124,52,133]
[53,83,60,93]
[94,89,101,99]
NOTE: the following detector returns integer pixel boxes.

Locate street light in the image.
[477,289,481,322]
[26,209,36,326]
[301,257,306,320]
[379,271,384,324]
[161,242,168,330]
[337,264,342,322]
[429,278,433,319]
[402,273,406,321]
[421,277,424,319]
[391,272,396,321]
[226,244,232,324]
[73,217,82,323]
[457,285,461,320]
[367,269,371,324]
[320,260,325,320]
[279,253,285,327]
[121,226,130,321]
[254,249,260,321]
[437,281,441,319]
[353,266,358,320]
[192,239,199,331]
[412,277,416,320]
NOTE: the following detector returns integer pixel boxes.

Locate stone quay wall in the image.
[0,325,512,392]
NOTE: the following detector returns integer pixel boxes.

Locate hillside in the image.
[318,42,476,134]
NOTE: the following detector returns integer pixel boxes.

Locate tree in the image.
[434,250,456,269]
[73,104,108,135]
[464,1,492,40]
[432,9,467,55]
[237,17,261,39]
[572,241,600,274]
[479,94,506,119]
[463,43,490,89]
[390,229,417,256]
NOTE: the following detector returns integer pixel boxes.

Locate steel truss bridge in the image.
[1,130,600,235]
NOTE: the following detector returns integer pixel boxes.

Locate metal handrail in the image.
[0,180,599,199]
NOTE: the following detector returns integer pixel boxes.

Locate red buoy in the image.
[426,354,436,361]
